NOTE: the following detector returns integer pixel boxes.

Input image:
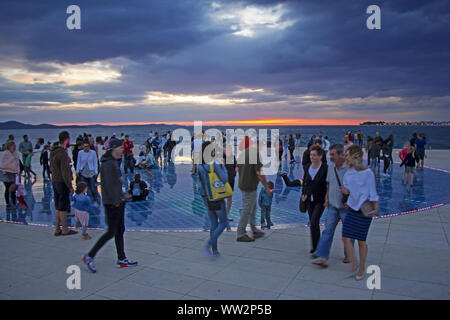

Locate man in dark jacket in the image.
[50,131,77,236]
[82,138,137,273]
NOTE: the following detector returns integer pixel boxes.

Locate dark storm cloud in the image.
[0,0,449,123]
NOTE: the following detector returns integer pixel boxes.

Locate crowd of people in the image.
[0,128,430,279]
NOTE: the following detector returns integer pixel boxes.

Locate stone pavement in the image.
[0,203,449,300]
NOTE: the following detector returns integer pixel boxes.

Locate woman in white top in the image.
[340,145,379,280]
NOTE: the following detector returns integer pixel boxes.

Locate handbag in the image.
[206,162,233,201]
[360,200,375,217]
[299,196,307,213]
[334,167,349,206]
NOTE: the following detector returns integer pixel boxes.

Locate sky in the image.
[0,0,449,125]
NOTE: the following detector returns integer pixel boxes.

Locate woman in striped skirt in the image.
[340,145,379,280]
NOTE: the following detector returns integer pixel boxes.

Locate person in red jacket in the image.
[123,135,135,174]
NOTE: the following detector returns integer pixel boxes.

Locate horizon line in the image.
[50,118,368,127]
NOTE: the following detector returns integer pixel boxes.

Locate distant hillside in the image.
[0,121,57,130]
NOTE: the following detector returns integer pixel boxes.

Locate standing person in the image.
[400,143,416,186]
[322,136,330,155]
[415,133,428,169]
[369,138,381,171]
[343,135,353,150]
[312,144,350,267]
[82,138,138,273]
[294,131,302,157]
[72,141,83,173]
[301,145,328,256]
[259,181,274,229]
[236,139,271,242]
[191,134,202,175]
[381,140,391,176]
[50,131,77,236]
[223,143,237,231]
[103,136,109,150]
[340,145,379,280]
[0,141,19,208]
[197,141,229,258]
[278,137,284,164]
[123,135,135,174]
[76,141,99,203]
[386,134,394,164]
[288,134,295,164]
[307,135,316,149]
[283,136,288,160]
[357,131,364,148]
[40,144,52,181]
[151,132,162,166]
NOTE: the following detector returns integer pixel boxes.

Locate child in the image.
[9,180,28,210]
[399,141,411,162]
[400,144,416,186]
[259,181,274,229]
[24,148,37,179]
[71,181,99,240]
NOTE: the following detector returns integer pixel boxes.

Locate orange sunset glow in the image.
[52,118,365,127]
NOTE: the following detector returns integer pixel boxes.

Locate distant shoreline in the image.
[1,120,450,130]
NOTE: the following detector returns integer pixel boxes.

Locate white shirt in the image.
[323,139,330,151]
[76,150,98,175]
[343,168,379,211]
[308,164,321,201]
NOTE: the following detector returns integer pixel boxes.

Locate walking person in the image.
[312,144,351,267]
[236,138,271,242]
[23,148,37,179]
[76,141,99,204]
[82,138,138,273]
[197,141,230,258]
[18,135,33,166]
[0,141,19,209]
[50,131,77,236]
[340,145,379,280]
[301,145,328,256]
[71,181,100,240]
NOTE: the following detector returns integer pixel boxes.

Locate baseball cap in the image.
[108,138,123,150]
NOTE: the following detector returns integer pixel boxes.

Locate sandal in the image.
[62,230,78,236]
[343,258,351,264]
[312,259,328,268]
[54,230,62,236]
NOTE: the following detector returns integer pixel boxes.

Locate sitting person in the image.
[128,174,149,201]
[135,151,147,169]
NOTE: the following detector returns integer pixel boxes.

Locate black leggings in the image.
[383,155,390,174]
[289,148,294,160]
[3,182,16,205]
[281,174,302,187]
[306,200,325,252]
[88,203,126,260]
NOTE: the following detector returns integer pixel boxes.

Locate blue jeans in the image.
[202,197,228,252]
[315,206,351,259]
[260,206,272,226]
[80,176,99,203]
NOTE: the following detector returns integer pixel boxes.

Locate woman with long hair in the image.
[340,145,379,280]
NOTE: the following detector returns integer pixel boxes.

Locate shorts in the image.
[417,151,425,160]
[53,181,71,211]
[405,166,415,174]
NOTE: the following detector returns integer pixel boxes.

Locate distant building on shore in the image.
[360,121,449,126]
